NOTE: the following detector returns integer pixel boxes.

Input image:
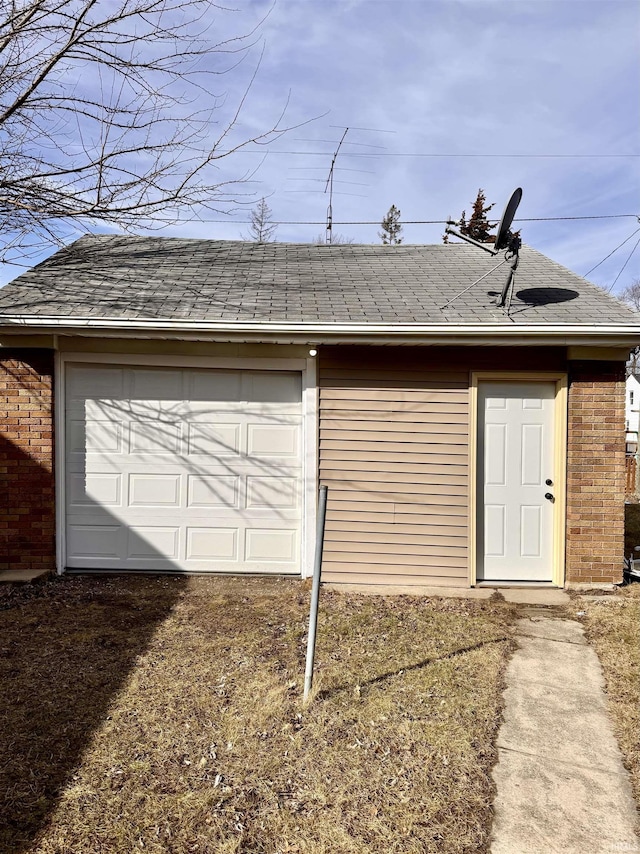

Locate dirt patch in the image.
[0,575,517,854]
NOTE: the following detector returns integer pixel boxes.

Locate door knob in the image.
[545,478,553,486]
[545,492,554,502]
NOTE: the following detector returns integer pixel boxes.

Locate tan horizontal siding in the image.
[319,353,471,587]
[325,508,468,528]
[327,498,468,516]
[324,549,465,567]
[320,398,469,416]
[320,378,466,400]
[325,526,467,546]
[326,496,469,513]
[321,563,469,581]
[320,441,468,460]
[320,388,469,404]
[320,458,468,476]
[321,570,469,588]
[321,469,468,487]
[320,448,468,466]
[326,489,468,505]
[321,433,468,452]
[324,540,467,558]
[320,418,468,435]
[326,483,468,499]
[321,357,468,371]
[320,366,467,380]
[321,409,470,425]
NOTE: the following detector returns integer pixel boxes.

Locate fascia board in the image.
[0,316,639,345]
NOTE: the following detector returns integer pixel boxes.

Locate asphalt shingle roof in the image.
[0,235,637,326]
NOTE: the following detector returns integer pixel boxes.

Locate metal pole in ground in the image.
[303,484,328,703]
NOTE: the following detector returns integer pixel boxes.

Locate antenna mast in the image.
[324,128,349,244]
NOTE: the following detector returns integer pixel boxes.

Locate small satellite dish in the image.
[441,187,524,315]
[494,187,522,251]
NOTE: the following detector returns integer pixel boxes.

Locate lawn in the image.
[0,576,516,854]
[574,584,640,809]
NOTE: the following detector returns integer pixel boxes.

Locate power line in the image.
[220,149,640,158]
[154,213,639,225]
[584,227,640,277]
[609,235,640,291]
[515,214,638,222]
[329,124,397,134]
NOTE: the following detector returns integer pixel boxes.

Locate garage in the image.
[64,362,304,573]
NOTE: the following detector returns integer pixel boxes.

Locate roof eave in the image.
[0,316,639,348]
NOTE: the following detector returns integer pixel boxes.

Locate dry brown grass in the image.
[0,576,517,854]
[576,584,640,807]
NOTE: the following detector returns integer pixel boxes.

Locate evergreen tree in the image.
[379,204,403,245]
[245,198,277,242]
[443,189,496,243]
[465,188,495,242]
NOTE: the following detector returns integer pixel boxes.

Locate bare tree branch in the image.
[0,0,303,261]
[243,197,277,242]
[619,279,640,312]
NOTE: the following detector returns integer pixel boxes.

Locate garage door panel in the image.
[186,370,301,404]
[68,366,125,399]
[186,527,239,561]
[245,528,298,563]
[67,524,123,560]
[69,461,301,479]
[247,423,299,457]
[246,476,299,509]
[131,369,184,399]
[127,526,180,559]
[243,371,301,403]
[65,364,303,573]
[69,420,123,455]
[129,474,182,507]
[129,421,181,454]
[188,369,243,401]
[68,472,123,507]
[187,423,241,456]
[187,475,240,508]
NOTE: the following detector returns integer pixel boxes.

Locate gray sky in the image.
[3,0,639,295]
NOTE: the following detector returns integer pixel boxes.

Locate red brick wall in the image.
[0,350,55,574]
[566,361,626,585]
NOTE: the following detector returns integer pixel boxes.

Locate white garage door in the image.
[65,364,303,573]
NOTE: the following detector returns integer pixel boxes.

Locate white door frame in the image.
[54,352,318,578]
[469,371,568,587]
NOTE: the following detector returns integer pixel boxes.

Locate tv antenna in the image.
[442,188,523,314]
[324,128,349,244]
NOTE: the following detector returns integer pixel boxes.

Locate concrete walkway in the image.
[490,610,639,854]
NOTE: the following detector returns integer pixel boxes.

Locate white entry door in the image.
[477,381,556,582]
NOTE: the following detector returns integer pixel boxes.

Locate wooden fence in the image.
[626,456,637,496]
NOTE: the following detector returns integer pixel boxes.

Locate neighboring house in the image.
[625,372,640,453]
[0,236,639,589]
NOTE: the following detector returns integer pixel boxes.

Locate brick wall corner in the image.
[565,360,626,585]
[0,349,56,575]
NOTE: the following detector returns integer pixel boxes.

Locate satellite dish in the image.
[494,187,522,251]
[441,187,524,315]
